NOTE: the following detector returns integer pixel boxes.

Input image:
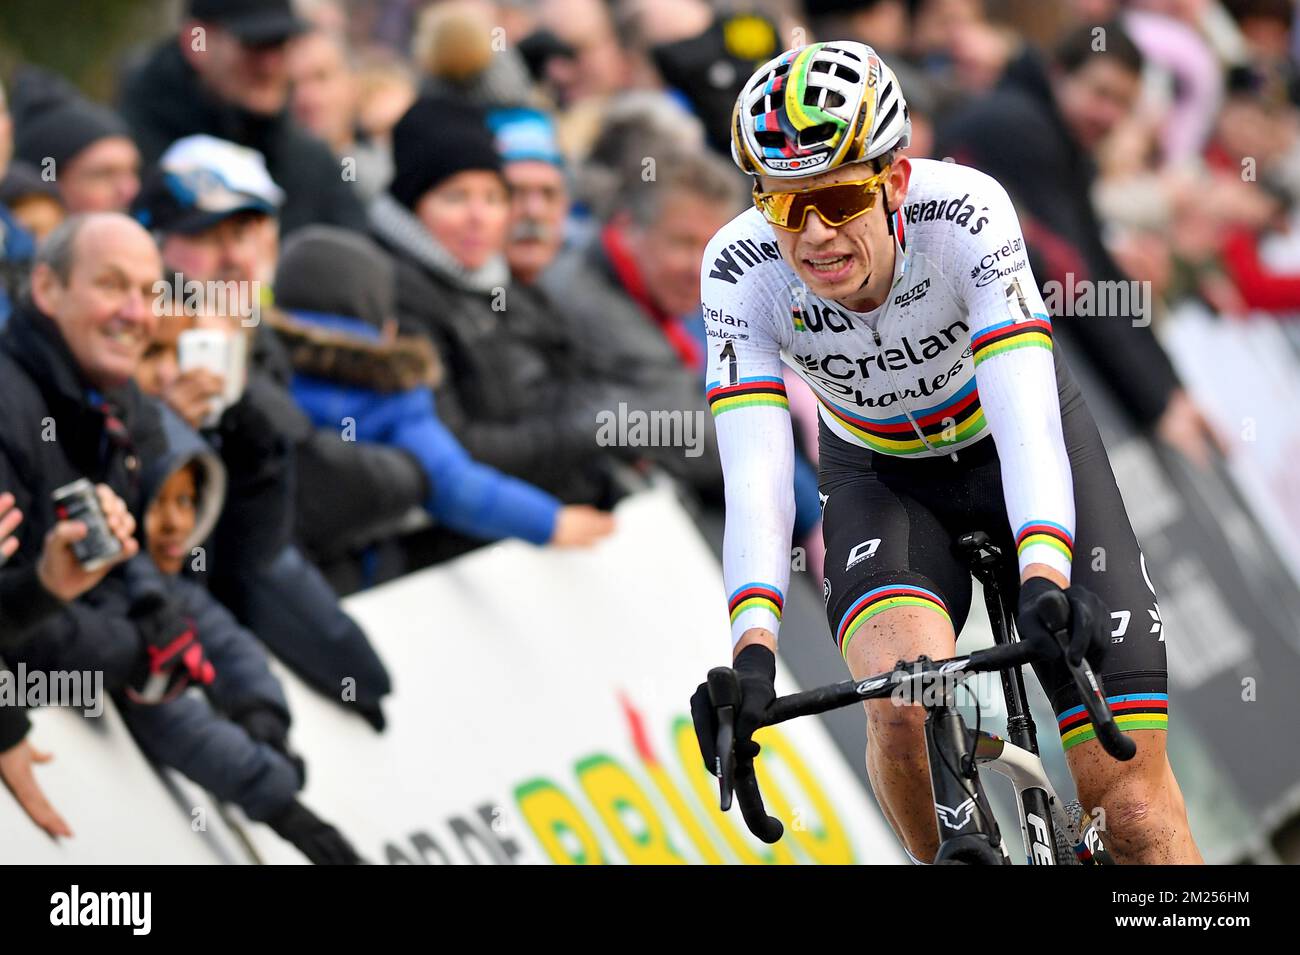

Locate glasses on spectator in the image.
[752,164,892,232]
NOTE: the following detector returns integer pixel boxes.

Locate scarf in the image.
[368,191,510,294]
[600,223,700,369]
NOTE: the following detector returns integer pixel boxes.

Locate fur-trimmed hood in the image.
[139,402,227,555]
[265,307,441,393]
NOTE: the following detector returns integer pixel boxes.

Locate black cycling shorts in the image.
[817,348,1168,752]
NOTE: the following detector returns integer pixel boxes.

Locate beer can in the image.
[51,478,122,571]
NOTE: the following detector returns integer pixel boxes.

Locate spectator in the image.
[2,478,135,841]
[488,107,571,285]
[806,0,910,57]
[0,161,66,242]
[370,97,624,505]
[353,46,419,151]
[288,28,400,201]
[1,486,138,651]
[504,113,726,497]
[273,224,614,549]
[115,406,361,864]
[0,81,36,324]
[118,0,367,234]
[571,90,707,226]
[131,135,404,721]
[643,4,784,155]
[0,214,179,836]
[937,21,1226,467]
[12,92,140,215]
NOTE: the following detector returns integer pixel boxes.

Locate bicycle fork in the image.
[924,692,1011,864]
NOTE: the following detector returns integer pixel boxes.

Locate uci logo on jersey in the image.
[796,301,858,334]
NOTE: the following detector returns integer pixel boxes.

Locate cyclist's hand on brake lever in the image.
[1064,586,1111,669]
[689,644,777,768]
[689,644,783,843]
[1017,577,1109,671]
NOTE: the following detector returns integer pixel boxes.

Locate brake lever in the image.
[1043,612,1136,762]
[706,667,742,810]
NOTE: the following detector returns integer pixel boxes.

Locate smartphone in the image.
[178,329,247,427]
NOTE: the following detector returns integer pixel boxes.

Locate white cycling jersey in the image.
[702,158,1076,645]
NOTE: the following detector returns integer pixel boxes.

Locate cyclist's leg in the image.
[1031,385,1201,864]
[821,470,973,863]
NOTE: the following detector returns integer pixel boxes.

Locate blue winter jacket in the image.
[284,309,560,545]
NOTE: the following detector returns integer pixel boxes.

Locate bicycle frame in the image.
[924,531,1107,864]
[957,531,1074,864]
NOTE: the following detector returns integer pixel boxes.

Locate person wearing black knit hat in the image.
[374,96,511,289]
[368,96,627,512]
[13,98,140,215]
[386,97,504,211]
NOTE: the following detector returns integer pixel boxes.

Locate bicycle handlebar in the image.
[712,616,1134,843]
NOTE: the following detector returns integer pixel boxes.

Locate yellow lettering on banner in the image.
[574,755,688,864]
[751,727,855,864]
[641,757,727,864]
[514,778,607,864]
[671,718,795,865]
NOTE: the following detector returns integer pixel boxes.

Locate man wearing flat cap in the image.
[119,0,366,235]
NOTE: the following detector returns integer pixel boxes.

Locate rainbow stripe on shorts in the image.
[1057,693,1168,751]
[837,584,951,660]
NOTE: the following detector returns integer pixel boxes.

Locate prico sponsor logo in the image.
[707,237,784,285]
[380,695,860,864]
[904,192,990,235]
[893,277,931,307]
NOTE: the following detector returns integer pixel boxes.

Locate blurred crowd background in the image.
[1,0,1299,864]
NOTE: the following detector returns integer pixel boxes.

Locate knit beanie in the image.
[14,99,133,170]
[388,97,503,210]
[275,225,396,330]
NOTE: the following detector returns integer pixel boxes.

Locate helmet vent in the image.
[798,122,838,146]
[810,60,860,84]
[821,45,862,62]
[809,88,846,109]
[876,100,899,133]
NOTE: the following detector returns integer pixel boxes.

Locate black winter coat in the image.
[118,41,367,236]
[0,302,167,749]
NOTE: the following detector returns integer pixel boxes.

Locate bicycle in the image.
[704,531,1134,865]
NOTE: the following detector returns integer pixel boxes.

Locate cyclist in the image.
[691,41,1201,864]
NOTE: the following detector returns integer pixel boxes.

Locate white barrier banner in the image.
[1163,306,1300,583]
[0,705,227,864]
[245,485,904,864]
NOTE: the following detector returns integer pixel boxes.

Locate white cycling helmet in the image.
[731,41,911,179]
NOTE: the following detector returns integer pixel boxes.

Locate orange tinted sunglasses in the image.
[753,165,892,232]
